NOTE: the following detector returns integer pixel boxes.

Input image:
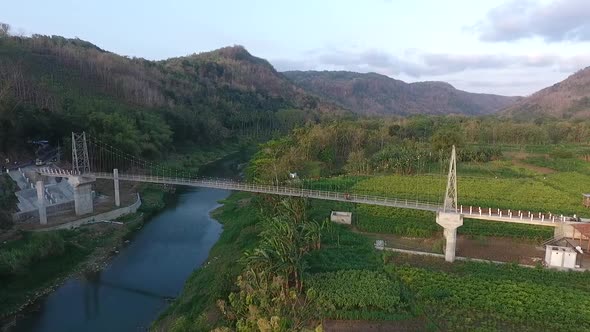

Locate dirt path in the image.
[324,318,428,332]
[358,229,545,265]
[456,235,544,265]
[506,151,555,174]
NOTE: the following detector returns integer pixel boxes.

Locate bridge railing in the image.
[36,168,579,224]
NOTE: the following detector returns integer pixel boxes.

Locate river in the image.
[10,155,243,332]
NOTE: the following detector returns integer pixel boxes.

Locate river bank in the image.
[151,191,261,331]
[0,145,245,329]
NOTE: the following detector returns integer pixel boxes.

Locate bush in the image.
[307,270,402,317]
[0,232,66,277]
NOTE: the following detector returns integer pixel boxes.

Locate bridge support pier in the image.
[36,180,47,225]
[68,176,95,216]
[113,168,120,207]
[436,212,463,262]
[554,222,575,238]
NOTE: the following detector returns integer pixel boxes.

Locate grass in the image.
[0,224,138,318]
[0,174,18,228]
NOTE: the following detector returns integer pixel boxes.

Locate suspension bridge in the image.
[31,132,588,262]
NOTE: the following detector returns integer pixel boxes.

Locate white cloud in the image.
[475,0,590,42]
[271,48,590,95]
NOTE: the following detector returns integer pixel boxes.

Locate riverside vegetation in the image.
[0,144,242,321]
[156,190,590,331]
[156,118,590,331]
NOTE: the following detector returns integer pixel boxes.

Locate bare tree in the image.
[0,22,11,36]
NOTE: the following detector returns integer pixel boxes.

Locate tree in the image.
[217,198,324,331]
[431,127,464,152]
[0,23,10,37]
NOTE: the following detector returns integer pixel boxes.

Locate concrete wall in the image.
[37,194,141,231]
[554,223,576,238]
[330,211,352,224]
[72,182,93,215]
[13,201,75,222]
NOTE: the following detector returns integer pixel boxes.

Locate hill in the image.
[502,67,590,119]
[283,71,520,116]
[0,34,340,158]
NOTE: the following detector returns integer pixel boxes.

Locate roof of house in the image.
[572,223,590,238]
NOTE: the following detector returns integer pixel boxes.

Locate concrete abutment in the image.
[114,168,120,207]
[36,180,47,225]
[68,176,95,216]
[436,212,463,262]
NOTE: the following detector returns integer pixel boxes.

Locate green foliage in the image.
[431,127,464,152]
[0,174,17,228]
[388,259,590,331]
[355,206,438,237]
[0,223,141,317]
[307,270,402,317]
[216,197,326,331]
[0,35,328,159]
[460,218,553,240]
[354,174,587,215]
[0,232,65,277]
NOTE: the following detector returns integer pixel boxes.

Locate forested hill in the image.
[283,71,520,116]
[502,67,590,119]
[0,33,342,158]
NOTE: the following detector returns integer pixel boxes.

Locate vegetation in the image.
[0,221,143,318]
[215,198,325,331]
[283,70,518,116]
[0,174,18,228]
[307,270,403,319]
[385,253,590,331]
[0,28,343,161]
[246,117,590,183]
[162,188,589,331]
[0,232,66,277]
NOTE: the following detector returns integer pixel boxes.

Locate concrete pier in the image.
[555,222,575,238]
[114,168,120,207]
[436,212,463,262]
[68,176,95,216]
[36,180,47,225]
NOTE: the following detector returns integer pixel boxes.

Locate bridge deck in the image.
[37,168,586,228]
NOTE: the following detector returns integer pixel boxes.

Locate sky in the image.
[3,0,590,96]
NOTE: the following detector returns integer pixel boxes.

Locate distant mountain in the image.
[283,71,520,116]
[502,67,590,119]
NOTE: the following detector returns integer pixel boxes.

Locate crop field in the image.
[385,253,590,331]
[307,270,405,320]
[352,174,586,215]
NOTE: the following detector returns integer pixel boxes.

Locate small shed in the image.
[545,245,579,269]
[330,211,352,225]
[583,193,590,208]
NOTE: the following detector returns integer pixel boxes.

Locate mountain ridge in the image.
[502,66,590,119]
[283,70,521,116]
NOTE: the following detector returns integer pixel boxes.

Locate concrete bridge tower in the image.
[436,145,463,262]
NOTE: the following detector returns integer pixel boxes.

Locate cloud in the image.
[475,0,590,42]
[270,48,590,95]
[273,49,587,77]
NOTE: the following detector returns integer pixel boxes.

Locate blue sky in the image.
[3,0,590,95]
